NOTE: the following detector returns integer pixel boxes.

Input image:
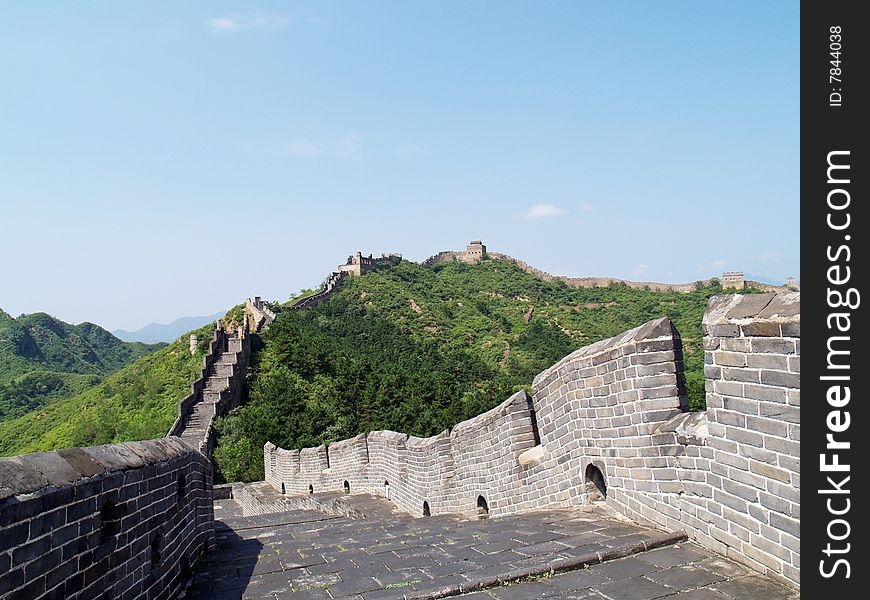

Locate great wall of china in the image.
[0,245,800,599]
[427,241,799,293]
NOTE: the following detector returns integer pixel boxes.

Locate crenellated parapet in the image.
[264,292,800,588]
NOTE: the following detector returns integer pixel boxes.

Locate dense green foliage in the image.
[0,309,162,421]
[213,259,757,482]
[0,371,101,421]
[0,325,214,456]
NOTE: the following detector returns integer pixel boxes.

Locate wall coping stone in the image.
[0,436,197,500]
[408,430,451,448]
[367,430,409,443]
[533,317,675,387]
[329,434,367,450]
[451,390,530,436]
[703,293,800,330]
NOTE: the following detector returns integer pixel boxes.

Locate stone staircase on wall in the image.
[172,328,250,457]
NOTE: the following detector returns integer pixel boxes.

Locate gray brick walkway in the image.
[455,547,800,599]
[186,493,797,600]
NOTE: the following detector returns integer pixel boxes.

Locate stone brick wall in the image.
[700,292,800,583]
[0,437,214,600]
[338,252,402,277]
[264,391,537,518]
[245,297,276,332]
[521,317,688,513]
[263,293,800,588]
[289,271,347,310]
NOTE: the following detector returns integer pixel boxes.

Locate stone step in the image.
[210,364,234,378]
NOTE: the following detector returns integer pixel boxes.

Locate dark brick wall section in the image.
[0,437,213,600]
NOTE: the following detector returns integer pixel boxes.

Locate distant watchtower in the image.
[461,240,487,264]
[721,271,745,290]
[786,276,799,289]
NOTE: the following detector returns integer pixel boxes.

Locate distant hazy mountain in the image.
[113,311,226,344]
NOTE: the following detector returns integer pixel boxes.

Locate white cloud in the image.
[524,204,566,220]
[207,12,289,33]
[711,259,727,269]
[631,264,649,277]
[582,203,595,212]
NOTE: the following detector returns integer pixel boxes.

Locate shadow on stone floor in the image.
[184,523,265,599]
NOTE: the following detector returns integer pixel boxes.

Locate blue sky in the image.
[0,2,799,331]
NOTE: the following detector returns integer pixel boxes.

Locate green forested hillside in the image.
[0,309,163,421]
[0,324,214,456]
[213,258,757,482]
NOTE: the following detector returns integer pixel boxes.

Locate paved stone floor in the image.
[184,492,798,600]
[453,547,800,600]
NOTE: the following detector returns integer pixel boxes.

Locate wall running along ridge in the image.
[265,292,800,588]
[288,252,402,311]
[245,297,276,332]
[424,250,791,293]
[289,270,348,310]
[0,438,214,600]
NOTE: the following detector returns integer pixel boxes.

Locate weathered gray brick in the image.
[743,384,787,403]
[747,354,789,370]
[760,370,800,389]
[751,338,796,355]
[770,513,800,537]
[722,367,761,384]
[725,426,764,448]
[714,351,747,367]
[721,396,759,415]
